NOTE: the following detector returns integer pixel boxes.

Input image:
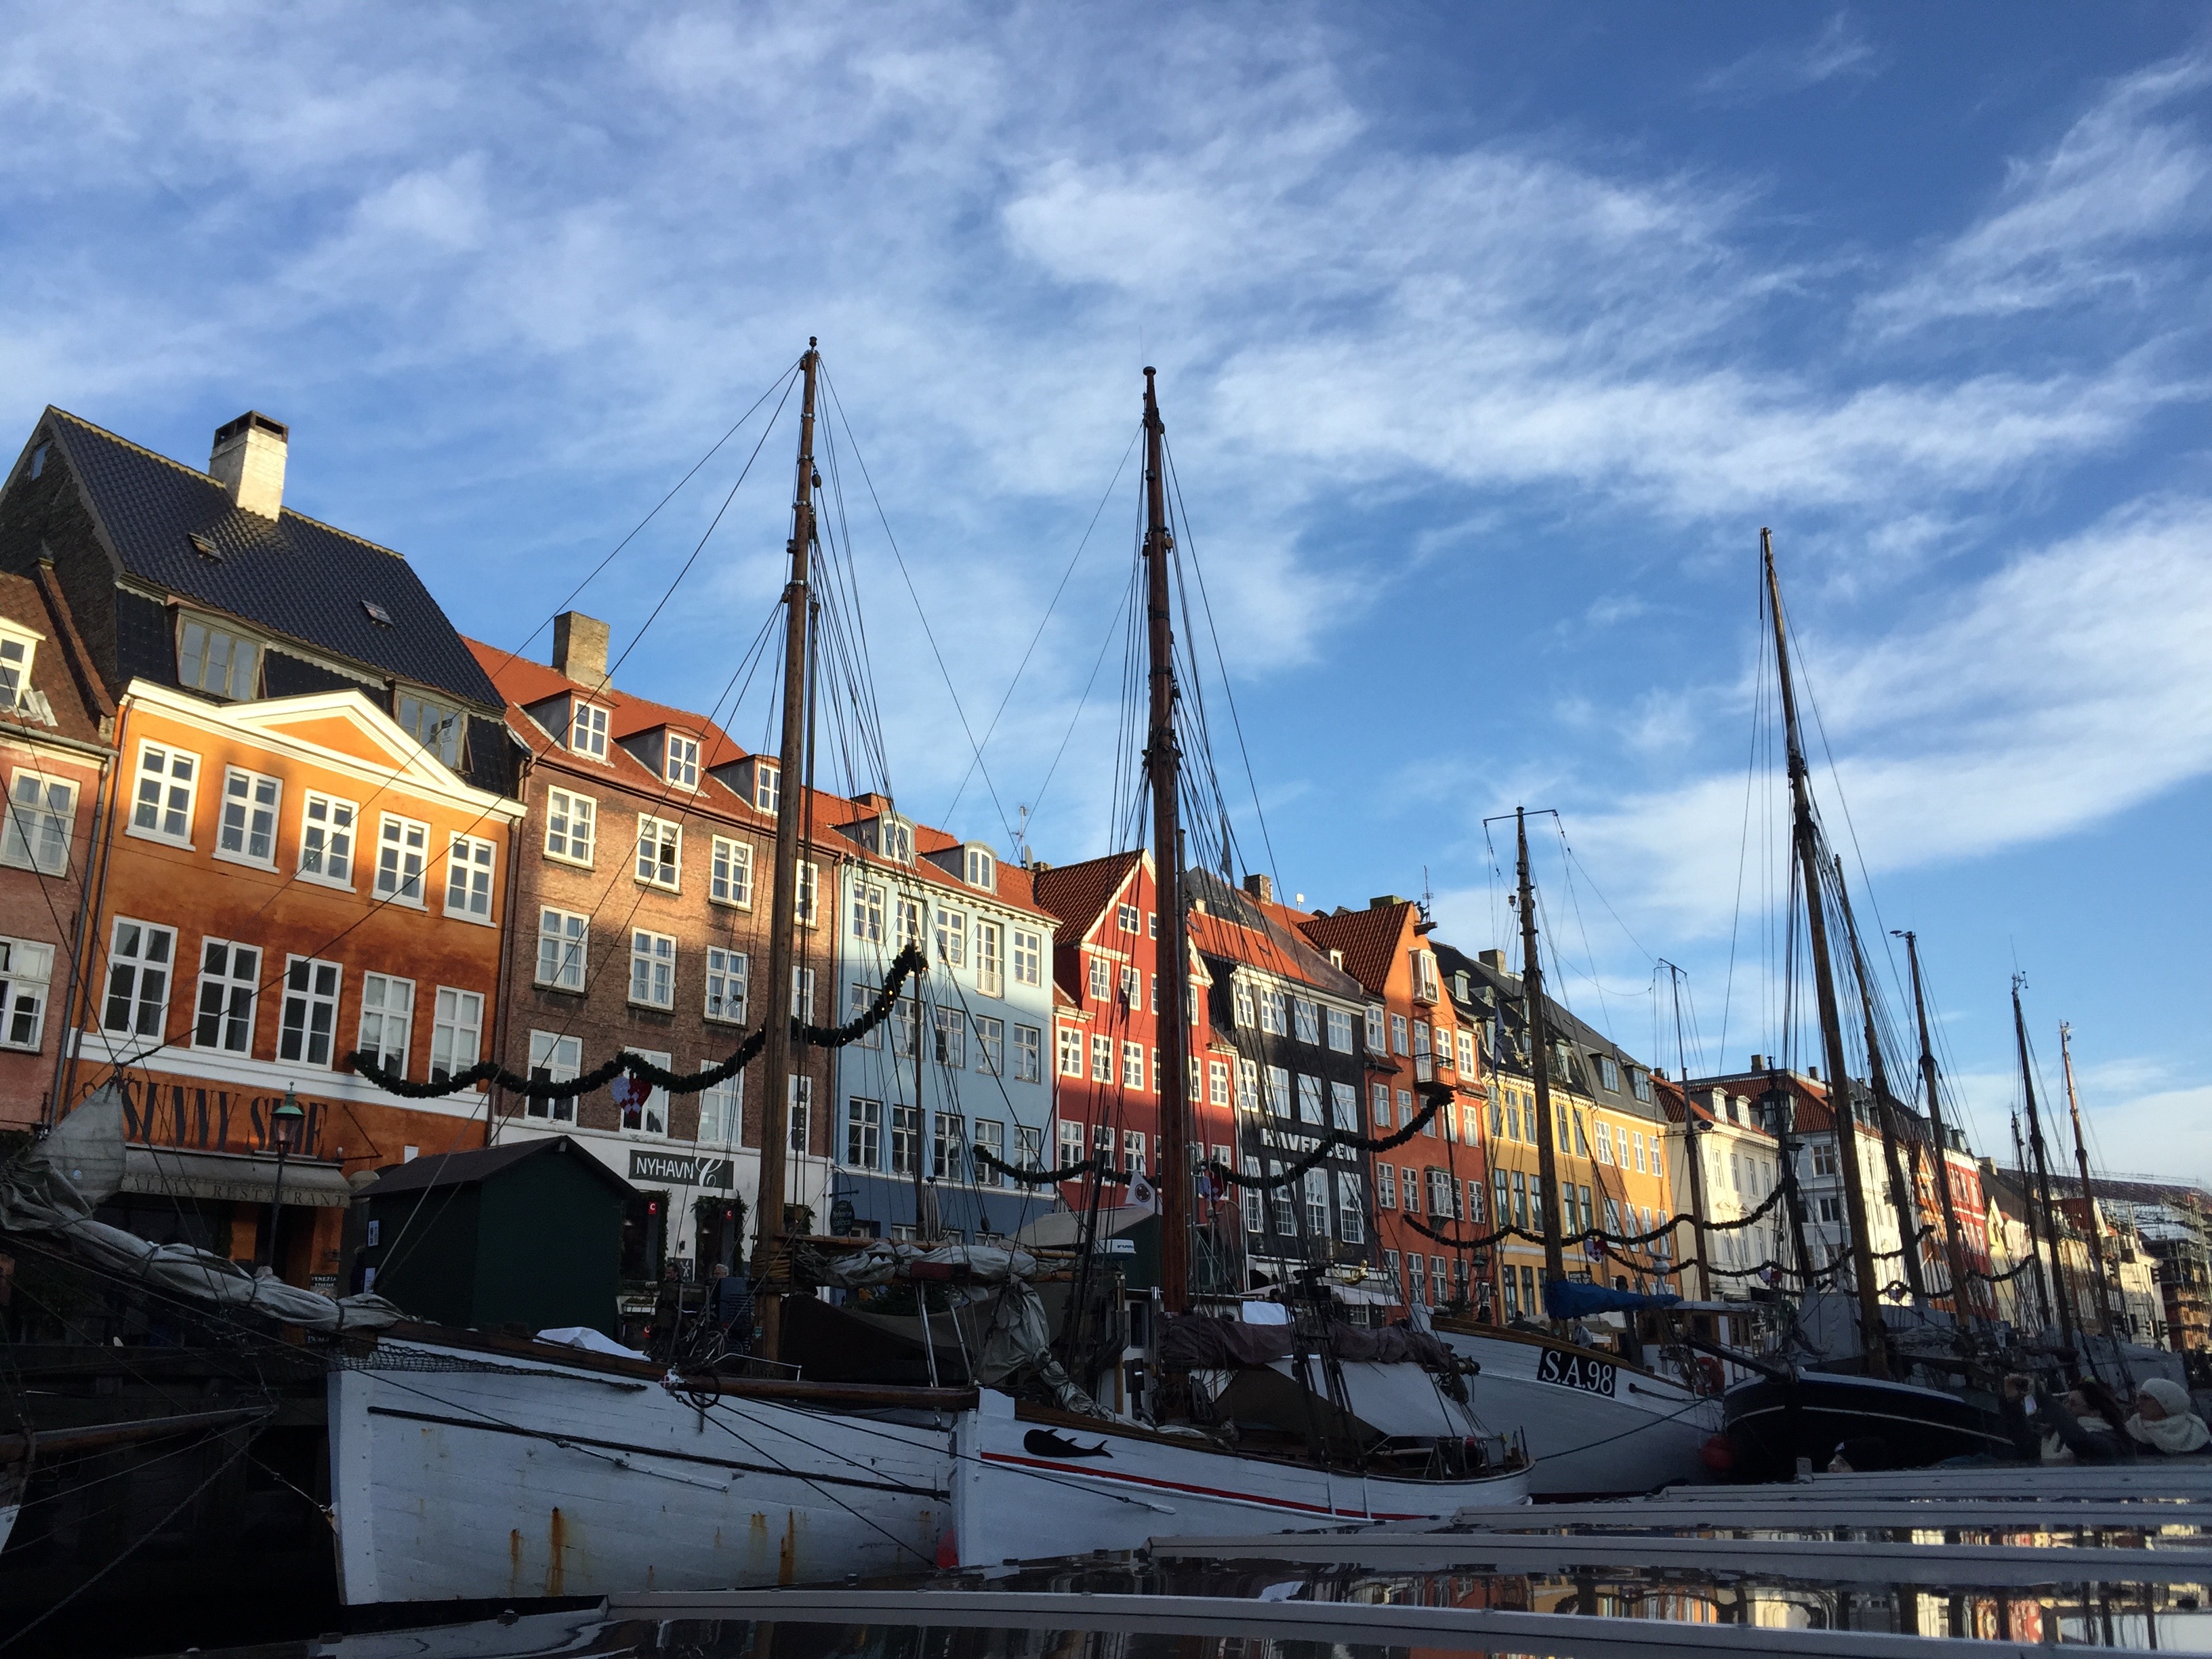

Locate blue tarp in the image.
[1544,1279,1681,1319]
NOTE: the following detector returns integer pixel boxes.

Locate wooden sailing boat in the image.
[949,369,1528,1566]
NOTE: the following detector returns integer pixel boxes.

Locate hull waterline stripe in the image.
[977,1450,1505,1519]
[365,1406,947,1499]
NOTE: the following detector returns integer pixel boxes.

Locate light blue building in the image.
[828,798,1058,1240]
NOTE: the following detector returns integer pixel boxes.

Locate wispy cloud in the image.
[1698,14,1881,104]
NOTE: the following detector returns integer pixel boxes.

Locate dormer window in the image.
[178,616,259,702]
[396,690,464,769]
[570,701,609,760]
[965,846,995,890]
[886,819,912,863]
[665,734,699,789]
[753,759,779,815]
[0,623,39,708]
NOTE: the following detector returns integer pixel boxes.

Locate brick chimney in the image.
[1242,872,1273,903]
[208,412,288,520]
[552,612,610,689]
[1477,948,1507,973]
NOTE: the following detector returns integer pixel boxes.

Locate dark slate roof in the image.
[358,1135,637,1199]
[46,409,500,712]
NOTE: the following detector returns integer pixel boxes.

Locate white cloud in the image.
[1698,14,1881,103]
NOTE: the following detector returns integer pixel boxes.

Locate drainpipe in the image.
[484,743,531,1147]
[55,698,129,1123]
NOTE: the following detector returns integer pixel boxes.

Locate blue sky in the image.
[4,5,2208,1176]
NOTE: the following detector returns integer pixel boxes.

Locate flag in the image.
[1127,1168,1158,1214]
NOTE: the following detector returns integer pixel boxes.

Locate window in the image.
[1812,1142,1840,1177]
[1494,1169,1510,1226]
[1573,1109,1589,1157]
[1466,1179,1486,1222]
[1432,1026,1452,1070]
[851,883,885,943]
[1010,1023,1041,1082]
[976,1015,1004,1076]
[569,701,609,759]
[375,815,429,904]
[1058,1026,1084,1076]
[1326,1008,1353,1054]
[706,836,753,907]
[192,939,258,1052]
[298,792,356,885]
[0,771,71,877]
[278,956,341,1067]
[1330,1082,1357,1130]
[1122,1041,1145,1089]
[846,979,880,1046]
[131,743,199,845]
[787,1076,811,1153]
[1120,1128,1146,1178]
[628,929,676,1008]
[1265,1065,1290,1117]
[1338,1171,1365,1243]
[1400,1088,1416,1131]
[664,734,700,788]
[527,1031,580,1123]
[1364,1005,1387,1052]
[1414,1022,1431,1064]
[1819,1195,1844,1225]
[358,974,414,1074]
[1458,1029,1476,1075]
[1059,1118,1085,1171]
[1260,988,1288,1036]
[1293,999,1319,1044]
[1017,1126,1043,1171]
[933,1005,965,1067]
[1237,1057,1258,1113]
[178,617,259,700]
[636,816,680,888]
[1378,1163,1397,1208]
[1409,1254,1427,1305]
[1633,1131,1648,1174]
[1119,964,1139,1008]
[1088,1032,1113,1081]
[1371,1082,1391,1128]
[796,859,821,926]
[890,1103,918,1177]
[536,907,587,990]
[1296,1073,1322,1122]
[1208,1059,1230,1105]
[1011,928,1042,986]
[1305,1169,1328,1235]
[1411,949,1439,1002]
[1233,981,1256,1027]
[1429,1168,1456,1218]
[103,919,175,1040]
[936,909,966,966]
[847,1097,882,1168]
[1597,1054,1621,1092]
[1595,1121,1615,1164]
[973,1118,1005,1187]
[0,939,50,1051]
[544,790,594,864]
[792,966,815,1021]
[1390,1013,1409,1055]
[1631,1067,1653,1103]
[1087,957,1110,1003]
[752,760,780,814]
[975,921,1003,996]
[446,833,495,920]
[1511,1170,1528,1227]
[938,1113,969,1180]
[1117,903,1139,933]
[395,691,463,768]
[965,847,995,889]
[699,1069,741,1143]
[623,1049,672,1136]
[429,987,482,1084]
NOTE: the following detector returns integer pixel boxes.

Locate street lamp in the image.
[262,1086,304,1276]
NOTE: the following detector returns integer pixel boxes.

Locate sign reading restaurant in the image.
[628,1149,734,1190]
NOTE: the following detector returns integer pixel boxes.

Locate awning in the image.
[120,1147,354,1208]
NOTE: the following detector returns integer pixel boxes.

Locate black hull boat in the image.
[1724,1370,2010,1478]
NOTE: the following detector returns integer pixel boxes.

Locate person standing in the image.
[710,1261,755,1364]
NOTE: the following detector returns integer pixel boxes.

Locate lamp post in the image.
[262,1086,304,1276]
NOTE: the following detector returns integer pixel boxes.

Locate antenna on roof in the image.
[1014,803,1031,868]
[1418,865,1433,926]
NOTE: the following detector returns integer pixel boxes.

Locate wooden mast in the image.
[1142,368,1191,1316]
[1515,808,1568,1298]
[2013,976,2079,1370]
[1897,930,1982,1326]
[1834,859,1927,1304]
[2062,1022,2129,1385]
[750,341,821,1363]
[1762,529,1888,1378]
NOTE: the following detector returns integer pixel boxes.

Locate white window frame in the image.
[1090,1032,1112,1082]
[298,791,356,888]
[178,615,260,701]
[569,701,609,760]
[445,832,496,923]
[358,972,415,1076]
[526,1030,581,1123]
[1,769,75,876]
[975,920,1003,996]
[792,966,816,1023]
[936,907,966,967]
[630,928,676,1009]
[635,815,680,890]
[1292,998,1319,1044]
[788,1074,813,1154]
[0,937,52,1052]
[846,1096,883,1169]
[544,787,596,866]
[1117,903,1139,934]
[375,813,430,906]
[1390,1012,1409,1054]
[1265,1065,1291,1117]
[1011,928,1043,987]
[1325,1007,1353,1054]
[973,1118,1005,1187]
[976,1014,1004,1076]
[536,907,588,991]
[851,881,885,943]
[129,741,199,848]
[0,622,38,708]
[1330,1081,1357,1130]
[795,859,819,927]
[1058,1026,1084,1076]
[1012,1023,1041,1082]
[102,918,176,1042]
[663,733,700,789]
[1122,1040,1145,1089]
[214,766,281,869]
[710,836,754,907]
[1378,1163,1397,1208]
[1208,1059,1229,1105]
[965,846,995,889]
[192,937,260,1054]
[277,955,342,1069]
[1088,956,1110,1001]
[1259,987,1288,1036]
[699,1068,742,1145]
[429,986,483,1084]
[1295,1073,1323,1123]
[395,689,464,768]
[621,1049,672,1136]
[752,760,780,815]
[706,947,748,1024]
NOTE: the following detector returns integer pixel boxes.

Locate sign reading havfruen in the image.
[627,1149,734,1190]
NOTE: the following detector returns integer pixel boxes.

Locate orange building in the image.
[3,406,523,1288]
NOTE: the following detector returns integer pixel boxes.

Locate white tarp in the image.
[0,1091,402,1333]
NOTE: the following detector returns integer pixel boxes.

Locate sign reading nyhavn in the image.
[628,1149,733,1189]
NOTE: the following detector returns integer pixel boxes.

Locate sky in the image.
[3,3,2207,1179]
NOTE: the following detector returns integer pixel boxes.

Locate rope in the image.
[349,943,925,1100]
[1206,1084,1454,1191]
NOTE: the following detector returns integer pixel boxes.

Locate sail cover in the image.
[1543,1278,1681,1319]
[0,1092,401,1332]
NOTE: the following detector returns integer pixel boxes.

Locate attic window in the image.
[362,600,394,627]
[28,445,48,481]
[186,533,222,561]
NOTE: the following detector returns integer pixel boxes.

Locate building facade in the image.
[1659,1077,1787,1303]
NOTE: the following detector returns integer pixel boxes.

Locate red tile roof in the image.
[1031,851,1143,940]
[1297,903,1415,996]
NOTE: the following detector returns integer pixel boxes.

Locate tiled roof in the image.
[0,570,109,746]
[1031,851,1142,940]
[46,409,501,712]
[1297,903,1413,996]
[1185,869,1364,1000]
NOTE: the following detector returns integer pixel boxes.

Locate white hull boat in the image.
[1431,1323,1721,1496]
[329,1334,962,1602]
[951,1393,1530,1566]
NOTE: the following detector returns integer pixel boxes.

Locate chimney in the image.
[1750,1053,1766,1072]
[552,612,611,689]
[1477,949,1507,973]
[1370,894,1409,910]
[208,412,288,520]
[1243,872,1273,903]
